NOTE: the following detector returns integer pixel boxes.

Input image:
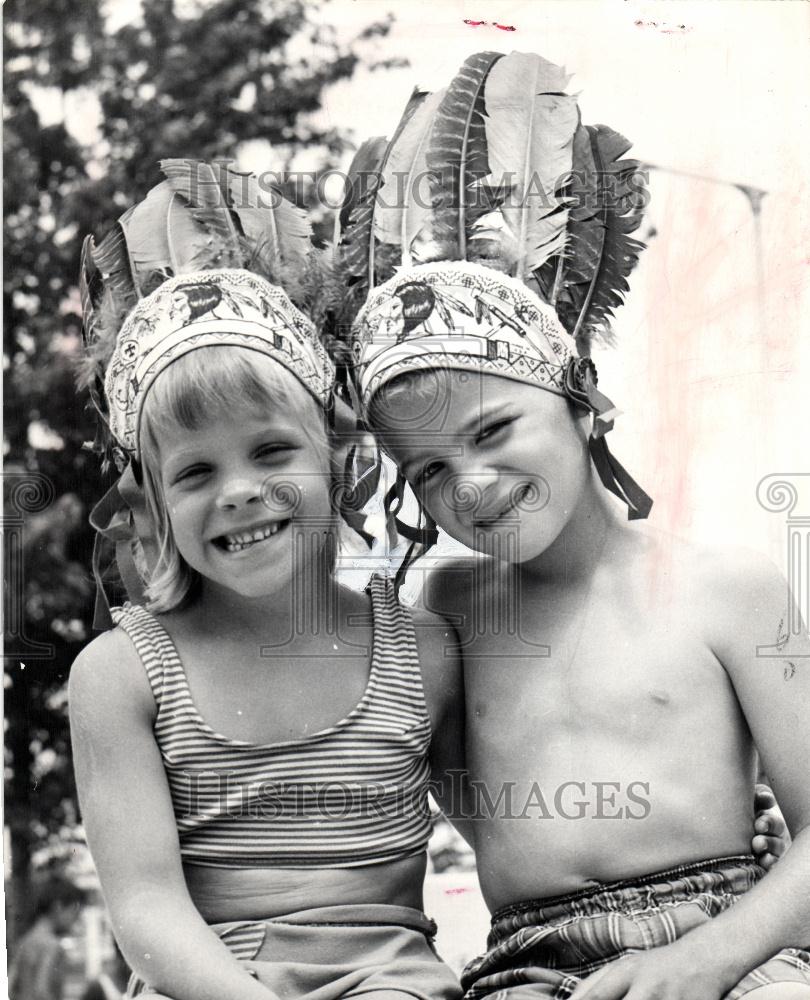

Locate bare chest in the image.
[459,574,731,746]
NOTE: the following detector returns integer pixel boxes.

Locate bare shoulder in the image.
[669,539,799,659]
[422,553,497,619]
[408,603,463,721]
[635,526,784,605]
[689,541,786,608]
[69,624,155,728]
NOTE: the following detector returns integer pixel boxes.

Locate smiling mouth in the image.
[473,485,531,529]
[212,520,290,553]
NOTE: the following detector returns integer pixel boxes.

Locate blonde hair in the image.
[139,345,333,612]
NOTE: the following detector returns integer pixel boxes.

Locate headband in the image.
[104,268,334,458]
[353,260,651,521]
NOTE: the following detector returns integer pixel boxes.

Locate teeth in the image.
[221,522,282,552]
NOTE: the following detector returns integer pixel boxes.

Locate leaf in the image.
[482,52,579,279]
[424,50,504,260]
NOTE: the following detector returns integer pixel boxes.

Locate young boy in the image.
[355,259,810,999]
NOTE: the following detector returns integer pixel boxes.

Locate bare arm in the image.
[572,549,810,999]
[692,551,810,977]
[69,630,280,1000]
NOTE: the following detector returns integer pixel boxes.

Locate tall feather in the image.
[424,50,504,261]
[160,159,243,268]
[340,136,388,232]
[214,164,311,281]
[79,234,103,349]
[481,52,579,280]
[91,222,137,304]
[340,87,431,299]
[339,137,390,298]
[373,88,446,268]
[550,124,646,353]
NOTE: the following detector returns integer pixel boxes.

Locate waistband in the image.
[491,854,760,925]
[213,903,438,937]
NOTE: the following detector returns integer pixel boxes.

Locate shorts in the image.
[130,902,462,999]
[460,855,810,999]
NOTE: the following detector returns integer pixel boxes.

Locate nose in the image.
[215,472,263,511]
[444,460,501,519]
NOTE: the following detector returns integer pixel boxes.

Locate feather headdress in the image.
[79,158,322,428]
[337,51,651,585]
[79,160,372,628]
[337,50,647,356]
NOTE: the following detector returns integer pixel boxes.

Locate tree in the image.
[3,0,396,943]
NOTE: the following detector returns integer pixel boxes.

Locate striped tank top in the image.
[111,575,433,868]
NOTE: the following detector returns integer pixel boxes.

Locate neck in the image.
[521,468,629,582]
[194,559,342,645]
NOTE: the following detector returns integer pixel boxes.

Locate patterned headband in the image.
[352,261,651,520]
[353,261,576,410]
[104,268,334,458]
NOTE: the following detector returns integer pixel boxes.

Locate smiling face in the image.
[158,408,332,600]
[138,346,333,609]
[370,369,592,562]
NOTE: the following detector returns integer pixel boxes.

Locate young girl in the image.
[69,165,464,1000]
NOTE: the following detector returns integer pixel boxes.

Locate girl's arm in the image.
[69,629,280,1000]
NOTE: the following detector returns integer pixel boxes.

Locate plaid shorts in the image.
[461,855,810,999]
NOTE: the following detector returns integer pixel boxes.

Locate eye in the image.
[416,460,444,486]
[476,417,514,444]
[171,463,210,486]
[254,442,297,461]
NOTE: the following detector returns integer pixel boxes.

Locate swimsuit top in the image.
[112,575,433,869]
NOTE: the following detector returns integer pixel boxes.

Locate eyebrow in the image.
[457,403,514,437]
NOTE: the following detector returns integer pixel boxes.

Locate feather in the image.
[79,234,102,347]
[165,186,212,274]
[339,138,389,290]
[552,124,646,352]
[340,136,388,231]
[424,50,504,260]
[160,158,242,268]
[215,165,311,280]
[340,88,431,295]
[481,52,579,280]
[91,222,137,303]
[118,183,178,293]
[374,88,446,267]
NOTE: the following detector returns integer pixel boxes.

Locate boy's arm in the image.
[573,549,810,1000]
[69,630,281,1000]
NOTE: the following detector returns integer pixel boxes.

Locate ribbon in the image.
[88,477,148,629]
[564,357,652,520]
